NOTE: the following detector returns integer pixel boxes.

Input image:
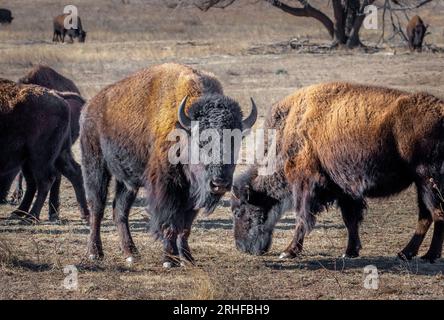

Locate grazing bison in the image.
[232,82,444,263]
[0,8,13,24]
[407,15,428,52]
[0,79,89,222]
[53,14,86,43]
[81,63,257,266]
[4,65,84,220]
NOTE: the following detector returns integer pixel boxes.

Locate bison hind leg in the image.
[81,136,111,261]
[10,164,36,221]
[338,196,366,258]
[56,149,89,220]
[112,180,139,265]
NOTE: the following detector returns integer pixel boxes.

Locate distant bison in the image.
[232,82,444,263]
[0,79,89,222]
[7,65,84,220]
[81,63,257,266]
[407,15,428,52]
[0,8,13,24]
[53,14,86,43]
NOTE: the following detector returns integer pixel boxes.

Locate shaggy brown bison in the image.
[8,65,84,220]
[53,14,86,43]
[232,82,444,263]
[407,15,428,52]
[81,63,257,266]
[0,8,13,24]
[0,79,89,222]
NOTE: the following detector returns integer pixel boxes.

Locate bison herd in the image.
[0,7,433,51]
[0,6,442,268]
[1,62,444,267]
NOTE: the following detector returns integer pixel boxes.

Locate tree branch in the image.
[265,0,335,38]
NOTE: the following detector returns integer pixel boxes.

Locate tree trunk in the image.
[332,0,346,44]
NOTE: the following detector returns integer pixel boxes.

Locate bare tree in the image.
[180,0,435,49]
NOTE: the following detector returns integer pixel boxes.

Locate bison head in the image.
[413,23,427,50]
[230,172,280,255]
[176,94,257,214]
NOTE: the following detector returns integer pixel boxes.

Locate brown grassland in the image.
[1,0,444,300]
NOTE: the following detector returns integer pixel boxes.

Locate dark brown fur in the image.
[0,79,89,221]
[2,65,86,219]
[81,63,252,266]
[0,8,13,24]
[407,15,428,52]
[232,82,444,262]
[53,14,86,43]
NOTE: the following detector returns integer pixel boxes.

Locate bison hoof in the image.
[88,254,103,262]
[126,256,136,267]
[420,252,441,263]
[279,251,297,259]
[343,250,360,258]
[342,253,359,259]
[397,251,415,261]
[49,214,60,223]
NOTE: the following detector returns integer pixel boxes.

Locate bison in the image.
[0,9,13,24]
[1,65,85,220]
[0,79,89,222]
[53,14,86,43]
[232,82,444,263]
[407,15,428,52]
[81,63,257,266]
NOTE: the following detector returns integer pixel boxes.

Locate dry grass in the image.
[1,0,444,300]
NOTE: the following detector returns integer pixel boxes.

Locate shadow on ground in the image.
[264,255,444,276]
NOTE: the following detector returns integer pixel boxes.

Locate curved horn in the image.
[242,97,258,131]
[177,95,191,130]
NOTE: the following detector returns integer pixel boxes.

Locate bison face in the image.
[176,94,257,214]
[231,183,278,255]
[413,24,427,49]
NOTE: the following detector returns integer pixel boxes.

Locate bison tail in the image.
[51,90,86,105]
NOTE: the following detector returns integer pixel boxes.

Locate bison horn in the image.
[177,95,191,130]
[242,97,258,131]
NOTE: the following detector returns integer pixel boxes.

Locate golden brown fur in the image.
[83,63,223,186]
[281,82,444,187]
[233,82,444,261]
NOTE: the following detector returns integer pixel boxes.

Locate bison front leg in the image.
[280,156,323,259]
[162,226,180,268]
[280,181,319,259]
[399,198,432,260]
[421,220,444,262]
[279,226,305,259]
[177,209,199,266]
[112,181,139,265]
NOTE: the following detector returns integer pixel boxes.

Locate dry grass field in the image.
[1,0,444,300]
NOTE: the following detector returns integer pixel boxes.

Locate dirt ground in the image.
[1,0,444,300]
